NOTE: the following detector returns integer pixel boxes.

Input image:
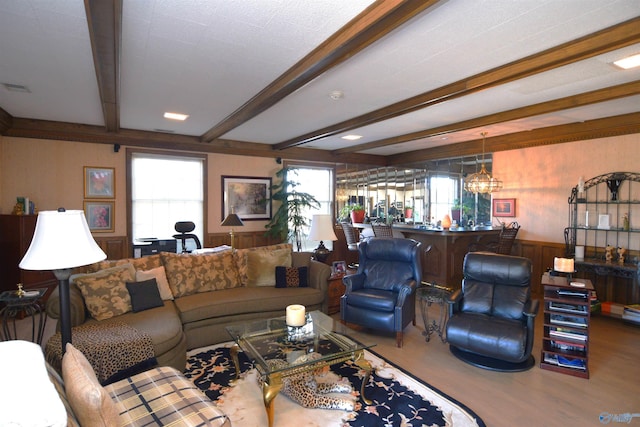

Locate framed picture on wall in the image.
[84,167,115,198]
[84,201,115,232]
[492,198,516,217]
[222,176,272,220]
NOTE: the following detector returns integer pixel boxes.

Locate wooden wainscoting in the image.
[93,235,129,260]
[205,231,281,250]
[94,234,636,304]
[511,239,565,298]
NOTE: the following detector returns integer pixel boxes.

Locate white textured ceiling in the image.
[0,0,638,160]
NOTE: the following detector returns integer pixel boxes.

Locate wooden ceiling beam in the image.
[334,80,640,154]
[275,17,640,150]
[200,0,441,143]
[387,112,640,166]
[84,0,122,132]
[0,107,12,134]
[5,118,386,166]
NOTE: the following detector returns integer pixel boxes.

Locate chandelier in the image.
[464,132,503,194]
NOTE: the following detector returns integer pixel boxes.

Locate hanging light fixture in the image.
[464,132,503,194]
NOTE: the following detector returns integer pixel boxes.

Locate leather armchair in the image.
[341,238,422,347]
[446,252,539,371]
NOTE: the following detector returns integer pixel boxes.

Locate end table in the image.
[0,288,47,344]
[417,282,452,343]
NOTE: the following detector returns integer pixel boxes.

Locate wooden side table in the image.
[327,273,345,314]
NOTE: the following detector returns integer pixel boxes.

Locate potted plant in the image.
[341,204,365,224]
[404,204,413,220]
[265,167,320,251]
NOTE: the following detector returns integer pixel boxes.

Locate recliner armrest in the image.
[395,280,416,307]
[342,273,365,293]
[523,299,539,318]
[447,289,463,317]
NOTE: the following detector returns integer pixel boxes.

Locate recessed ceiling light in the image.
[164,112,189,121]
[341,134,362,141]
[2,83,31,93]
[613,53,640,70]
[330,90,344,100]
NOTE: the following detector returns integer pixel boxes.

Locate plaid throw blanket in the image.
[46,321,156,385]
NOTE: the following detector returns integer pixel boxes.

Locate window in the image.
[283,164,334,251]
[128,150,206,251]
[429,174,458,223]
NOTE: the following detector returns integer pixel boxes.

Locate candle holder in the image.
[286,313,313,341]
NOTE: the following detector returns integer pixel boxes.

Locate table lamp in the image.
[308,214,338,263]
[221,211,244,249]
[19,208,106,353]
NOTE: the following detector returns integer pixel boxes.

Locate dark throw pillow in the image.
[126,278,163,312]
[275,266,308,288]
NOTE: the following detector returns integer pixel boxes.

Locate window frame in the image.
[126,148,208,255]
[282,160,336,250]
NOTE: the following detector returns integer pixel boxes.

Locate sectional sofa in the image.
[45,243,331,372]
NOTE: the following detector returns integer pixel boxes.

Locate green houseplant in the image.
[265,167,319,251]
[340,204,365,223]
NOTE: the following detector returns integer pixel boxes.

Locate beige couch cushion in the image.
[135,266,174,300]
[161,251,240,298]
[89,254,163,273]
[246,247,292,287]
[176,286,324,324]
[74,264,136,321]
[62,344,120,427]
[234,243,293,286]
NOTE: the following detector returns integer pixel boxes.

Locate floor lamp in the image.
[19,208,106,354]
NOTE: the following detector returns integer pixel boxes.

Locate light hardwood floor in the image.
[12,304,640,427]
[340,308,640,427]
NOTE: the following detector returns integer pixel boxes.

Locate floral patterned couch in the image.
[45,244,331,372]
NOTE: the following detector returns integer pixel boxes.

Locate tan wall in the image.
[493,133,640,244]
[2,134,639,242]
[0,137,280,235]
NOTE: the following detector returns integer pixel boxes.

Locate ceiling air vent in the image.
[2,83,31,93]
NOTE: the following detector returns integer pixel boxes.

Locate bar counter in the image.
[355,223,501,288]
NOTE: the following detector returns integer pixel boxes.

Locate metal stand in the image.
[417,283,452,343]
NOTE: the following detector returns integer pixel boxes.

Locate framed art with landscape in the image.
[84,166,115,198]
[84,201,114,232]
[222,176,272,220]
[492,198,516,217]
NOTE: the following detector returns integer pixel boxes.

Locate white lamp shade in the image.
[308,214,338,242]
[19,210,107,271]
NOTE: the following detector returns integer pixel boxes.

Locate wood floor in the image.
[11,304,640,427]
[340,309,640,427]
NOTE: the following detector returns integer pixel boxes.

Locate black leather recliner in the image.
[341,238,422,347]
[446,252,539,371]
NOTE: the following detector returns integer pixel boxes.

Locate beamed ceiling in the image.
[0,0,639,167]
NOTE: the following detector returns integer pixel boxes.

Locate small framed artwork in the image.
[332,261,347,276]
[492,198,516,217]
[222,176,272,220]
[84,201,114,232]
[84,167,115,198]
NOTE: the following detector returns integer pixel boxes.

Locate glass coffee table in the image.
[226,311,374,427]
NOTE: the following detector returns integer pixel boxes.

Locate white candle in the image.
[286,304,306,327]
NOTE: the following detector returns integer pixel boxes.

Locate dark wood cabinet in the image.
[0,215,57,298]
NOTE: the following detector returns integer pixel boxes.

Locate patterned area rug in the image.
[185,342,485,427]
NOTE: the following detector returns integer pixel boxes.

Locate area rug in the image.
[185,342,485,427]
